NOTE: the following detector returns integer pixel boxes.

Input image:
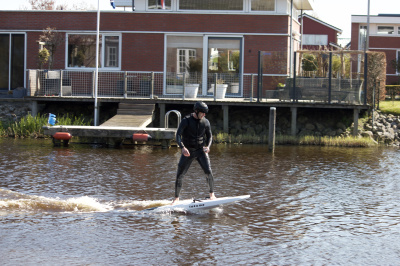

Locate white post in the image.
[365,0,370,52]
[94,0,100,126]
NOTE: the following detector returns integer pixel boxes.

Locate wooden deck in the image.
[100,103,155,127]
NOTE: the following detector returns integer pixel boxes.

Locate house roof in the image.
[301,13,343,34]
[378,14,400,17]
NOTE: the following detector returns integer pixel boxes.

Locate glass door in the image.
[205,37,242,97]
[0,33,25,90]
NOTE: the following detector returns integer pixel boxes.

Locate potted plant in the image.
[209,78,228,99]
[184,58,202,98]
[184,83,199,98]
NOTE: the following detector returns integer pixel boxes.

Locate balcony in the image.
[26,69,365,106]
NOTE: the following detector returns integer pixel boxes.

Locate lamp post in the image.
[365,0,370,52]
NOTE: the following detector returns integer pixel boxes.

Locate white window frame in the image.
[65,33,121,70]
[377,26,394,35]
[177,48,196,74]
[303,34,328,46]
[106,46,117,67]
[397,50,400,75]
[177,0,245,12]
[248,0,276,12]
[146,0,173,11]
[164,34,244,96]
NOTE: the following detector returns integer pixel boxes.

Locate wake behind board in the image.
[146,195,250,212]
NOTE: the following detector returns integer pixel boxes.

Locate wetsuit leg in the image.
[196,151,214,193]
[175,154,195,198]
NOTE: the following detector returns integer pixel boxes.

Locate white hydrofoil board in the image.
[147,195,250,212]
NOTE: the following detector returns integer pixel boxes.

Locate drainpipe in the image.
[300,10,303,50]
[94,0,100,126]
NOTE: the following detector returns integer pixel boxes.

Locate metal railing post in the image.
[92,71,96,98]
[124,71,128,99]
[59,70,63,97]
[150,72,154,99]
[251,74,255,101]
[257,51,262,102]
[293,52,297,102]
[214,73,217,101]
[182,73,186,100]
[328,52,332,104]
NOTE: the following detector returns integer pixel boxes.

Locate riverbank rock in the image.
[0,101,32,124]
[361,110,400,146]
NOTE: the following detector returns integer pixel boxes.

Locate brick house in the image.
[299,13,342,50]
[0,0,315,97]
[351,14,400,85]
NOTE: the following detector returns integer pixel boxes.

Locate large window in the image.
[378,26,394,34]
[148,0,171,10]
[67,34,120,69]
[0,33,25,90]
[179,0,243,11]
[303,34,328,46]
[251,0,274,11]
[359,26,367,51]
[166,36,203,93]
[397,50,400,74]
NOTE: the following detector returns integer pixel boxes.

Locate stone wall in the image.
[0,100,33,124]
[3,100,387,145]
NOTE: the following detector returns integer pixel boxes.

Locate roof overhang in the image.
[293,0,314,11]
[352,15,400,24]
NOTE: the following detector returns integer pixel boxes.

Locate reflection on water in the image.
[1,139,400,265]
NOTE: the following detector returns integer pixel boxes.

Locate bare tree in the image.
[29,0,55,10]
[28,0,94,10]
[367,51,386,103]
[39,27,64,69]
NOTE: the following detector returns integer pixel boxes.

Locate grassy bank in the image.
[379,100,400,116]
[0,113,92,138]
[214,132,376,147]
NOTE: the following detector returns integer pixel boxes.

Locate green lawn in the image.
[379,100,400,116]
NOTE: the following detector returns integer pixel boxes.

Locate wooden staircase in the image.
[100,103,155,127]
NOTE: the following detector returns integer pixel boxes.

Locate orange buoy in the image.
[132,133,151,142]
[53,132,72,140]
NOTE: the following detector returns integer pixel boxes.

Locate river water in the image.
[1,139,400,265]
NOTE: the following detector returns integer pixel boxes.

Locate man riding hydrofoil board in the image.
[172,101,216,205]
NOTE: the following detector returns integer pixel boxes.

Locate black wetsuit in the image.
[174,113,214,198]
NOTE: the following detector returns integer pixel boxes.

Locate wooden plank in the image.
[101,103,154,127]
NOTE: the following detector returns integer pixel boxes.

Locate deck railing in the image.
[26,69,365,105]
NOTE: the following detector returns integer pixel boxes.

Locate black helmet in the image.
[193,101,208,113]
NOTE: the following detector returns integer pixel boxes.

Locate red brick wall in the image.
[1,10,293,84]
[350,23,360,51]
[122,33,164,71]
[0,11,288,34]
[300,16,339,50]
[351,22,400,85]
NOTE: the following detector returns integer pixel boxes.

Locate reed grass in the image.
[0,113,92,138]
[214,132,376,147]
